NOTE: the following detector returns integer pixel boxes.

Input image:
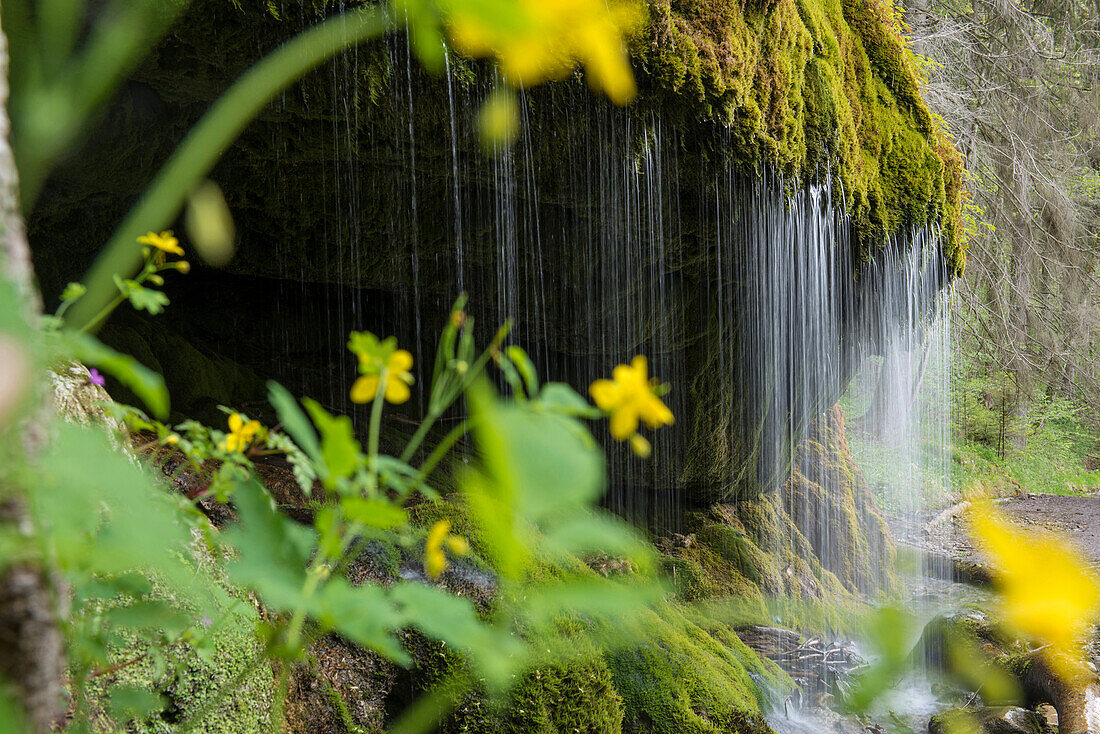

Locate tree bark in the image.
[0,19,67,734]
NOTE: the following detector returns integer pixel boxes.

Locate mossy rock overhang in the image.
[27,0,960,515]
[28,0,964,289]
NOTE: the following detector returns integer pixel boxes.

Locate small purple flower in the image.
[200,616,212,628]
[88,368,105,387]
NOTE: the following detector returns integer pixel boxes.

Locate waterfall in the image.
[251,44,954,585]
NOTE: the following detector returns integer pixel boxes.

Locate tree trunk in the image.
[0,20,67,734]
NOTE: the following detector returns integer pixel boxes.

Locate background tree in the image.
[903,0,1100,456]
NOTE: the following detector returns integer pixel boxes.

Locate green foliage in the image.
[952,352,1100,497]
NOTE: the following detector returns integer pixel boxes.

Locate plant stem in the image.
[409,418,476,494]
[78,292,126,334]
[366,367,388,494]
[400,408,442,463]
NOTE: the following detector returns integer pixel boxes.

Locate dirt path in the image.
[916,493,1100,569]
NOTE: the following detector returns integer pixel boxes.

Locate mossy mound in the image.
[83,576,275,734]
[606,603,789,734]
[395,632,626,734]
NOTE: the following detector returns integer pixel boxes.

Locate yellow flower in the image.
[137,230,184,257]
[590,356,674,448]
[348,331,415,404]
[446,0,643,105]
[221,412,262,453]
[969,502,1100,679]
[425,520,469,579]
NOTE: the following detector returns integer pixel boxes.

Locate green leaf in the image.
[60,281,87,302]
[540,511,652,572]
[31,423,202,600]
[537,383,602,419]
[267,381,322,462]
[340,497,408,529]
[469,381,605,521]
[223,478,316,611]
[392,583,521,689]
[376,455,438,499]
[60,331,169,419]
[122,281,170,315]
[505,345,538,396]
[315,580,408,663]
[301,398,361,483]
[107,601,192,636]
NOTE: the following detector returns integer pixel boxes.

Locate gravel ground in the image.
[903,492,1100,569]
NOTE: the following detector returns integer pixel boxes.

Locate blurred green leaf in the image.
[840,606,915,714]
[392,582,521,689]
[107,686,165,722]
[469,381,605,523]
[223,478,315,611]
[341,497,408,529]
[537,382,602,419]
[268,381,322,462]
[31,423,202,601]
[302,397,361,483]
[185,180,236,266]
[60,281,86,303]
[504,345,538,396]
[315,580,408,663]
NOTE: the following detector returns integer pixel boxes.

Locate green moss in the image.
[693,523,784,595]
[85,576,274,734]
[678,406,900,600]
[606,604,789,734]
[403,634,625,734]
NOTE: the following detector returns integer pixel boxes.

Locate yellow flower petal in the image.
[425,520,453,579]
[629,432,651,458]
[609,404,639,440]
[350,375,380,404]
[589,379,619,409]
[137,230,184,256]
[640,395,674,428]
[384,376,411,404]
[388,349,414,372]
[970,502,1100,679]
[445,536,470,555]
[228,413,243,433]
[426,549,447,579]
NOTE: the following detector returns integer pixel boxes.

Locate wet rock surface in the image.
[929,706,1055,734]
